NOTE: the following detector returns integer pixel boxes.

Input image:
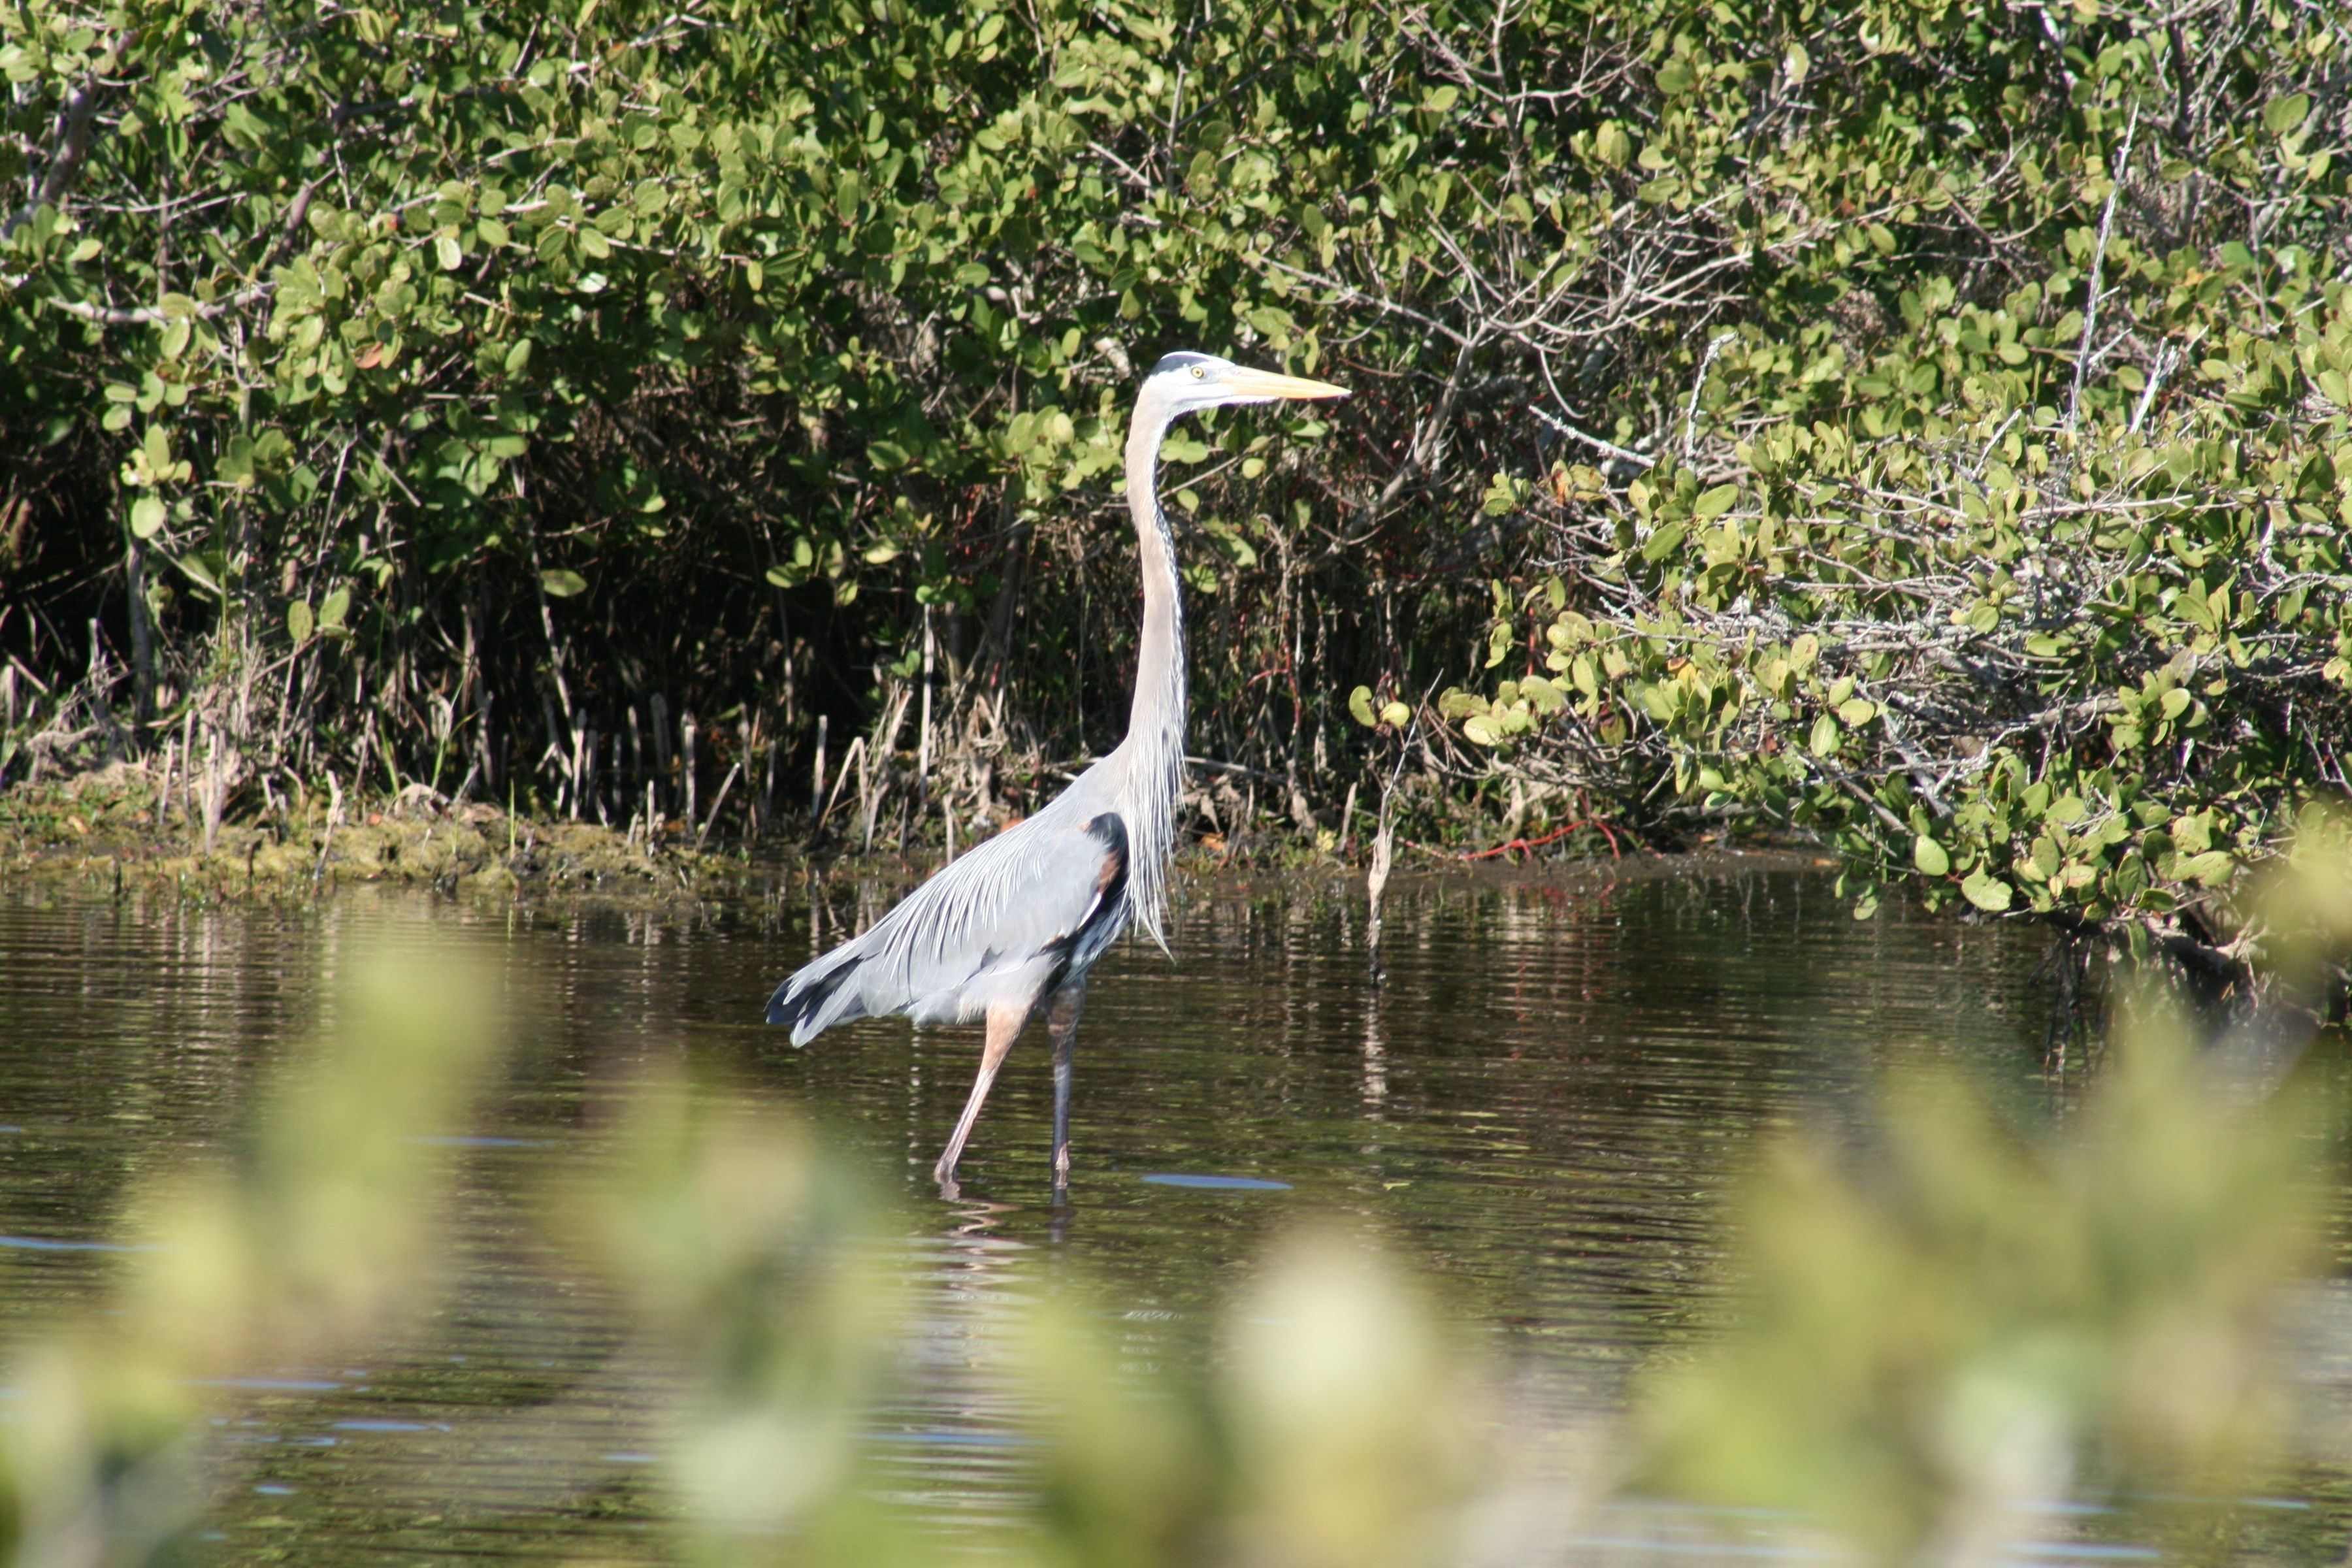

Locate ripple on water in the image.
[1139,1172,1292,1190]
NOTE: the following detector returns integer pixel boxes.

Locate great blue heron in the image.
[766,352,1349,1194]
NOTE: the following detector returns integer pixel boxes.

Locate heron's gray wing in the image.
[765,811,1128,1044]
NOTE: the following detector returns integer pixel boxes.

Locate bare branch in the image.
[5,80,104,241]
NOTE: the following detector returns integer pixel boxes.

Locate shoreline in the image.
[0,762,1835,913]
[0,761,765,908]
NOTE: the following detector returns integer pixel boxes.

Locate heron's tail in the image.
[764,947,870,1045]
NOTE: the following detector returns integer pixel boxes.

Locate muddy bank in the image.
[0,762,762,907]
[0,762,1831,913]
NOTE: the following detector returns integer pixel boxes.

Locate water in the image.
[0,862,2338,1561]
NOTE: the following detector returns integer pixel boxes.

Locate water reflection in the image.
[0,865,2085,1560]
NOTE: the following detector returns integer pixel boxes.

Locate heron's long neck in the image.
[1120,402,1186,951]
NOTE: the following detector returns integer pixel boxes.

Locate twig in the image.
[1365,677,1442,985]
[2066,105,2138,435]
[1530,402,1655,470]
[1682,331,1737,459]
[695,757,742,850]
[817,734,864,835]
[1456,817,1622,861]
[5,78,102,240]
[312,772,343,889]
[2130,341,2180,433]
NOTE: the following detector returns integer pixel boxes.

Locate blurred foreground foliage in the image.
[1,0,2344,957]
[0,866,2345,1566]
[1641,1013,2330,1564]
[0,949,501,1565]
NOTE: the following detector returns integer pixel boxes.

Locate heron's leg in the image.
[1046,978,1088,1196]
[934,1002,1026,1189]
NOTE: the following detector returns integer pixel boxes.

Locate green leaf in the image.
[2176,850,2236,887]
[2264,93,2311,137]
[129,496,167,539]
[318,586,351,632]
[1348,685,1378,728]
[216,434,255,488]
[504,338,532,374]
[1693,483,1739,521]
[1960,870,2014,912]
[1912,836,1950,876]
[540,568,588,598]
[1808,713,1839,757]
[436,233,463,271]
[286,599,315,644]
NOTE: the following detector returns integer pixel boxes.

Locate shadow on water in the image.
[0,862,2333,1561]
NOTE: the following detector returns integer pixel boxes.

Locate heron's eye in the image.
[1189,365,1205,380]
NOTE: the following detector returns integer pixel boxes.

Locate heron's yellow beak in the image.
[1221,366,1350,400]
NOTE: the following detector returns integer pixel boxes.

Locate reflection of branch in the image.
[5,78,103,240]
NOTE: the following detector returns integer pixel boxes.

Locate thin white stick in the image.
[2130,341,2180,433]
[2067,105,2138,434]
[1683,331,1737,458]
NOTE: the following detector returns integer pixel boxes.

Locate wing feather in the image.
[766,809,1127,1044]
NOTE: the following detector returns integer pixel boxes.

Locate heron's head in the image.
[1145,351,1349,416]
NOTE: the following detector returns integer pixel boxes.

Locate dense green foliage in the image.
[1,0,2345,943]
[1417,19,2352,945]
